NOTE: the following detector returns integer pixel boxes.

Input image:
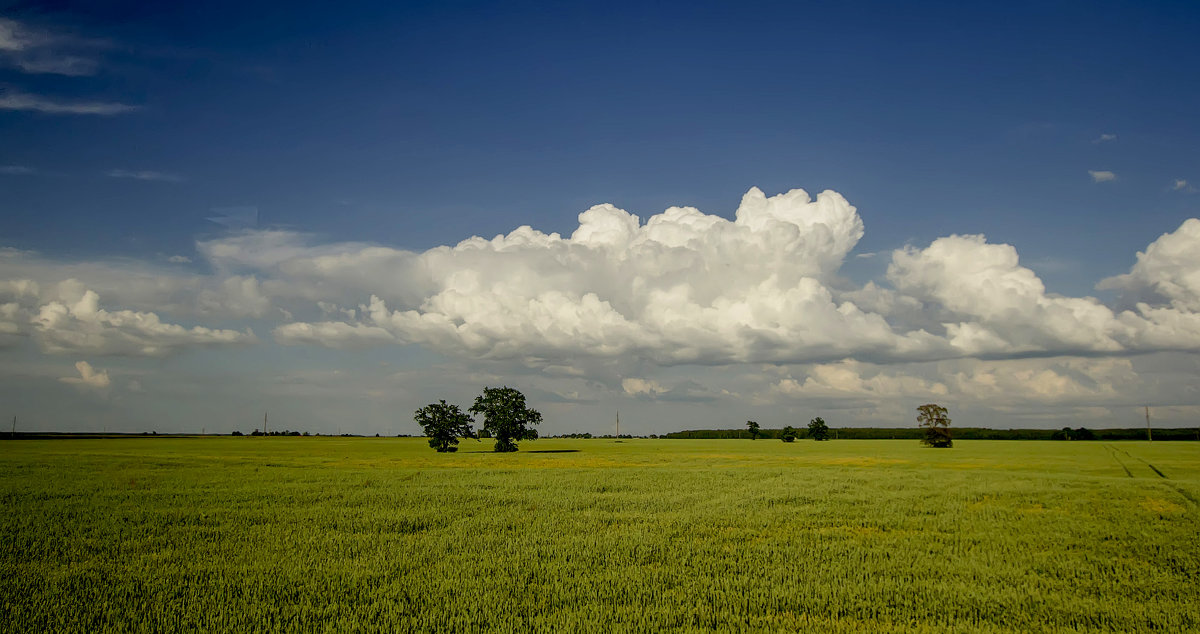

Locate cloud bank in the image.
[4,185,1200,428]
[243,188,1200,369]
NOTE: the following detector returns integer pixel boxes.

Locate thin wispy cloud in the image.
[0,17,103,76]
[1093,133,1117,144]
[0,165,36,175]
[106,169,184,183]
[1089,170,1117,183]
[1172,179,1195,193]
[0,90,138,115]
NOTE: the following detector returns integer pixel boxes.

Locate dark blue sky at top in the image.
[2,0,1198,294]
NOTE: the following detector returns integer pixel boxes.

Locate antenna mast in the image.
[1145,405,1152,442]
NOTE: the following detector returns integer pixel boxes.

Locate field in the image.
[2,438,1198,633]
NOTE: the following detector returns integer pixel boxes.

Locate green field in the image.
[2,438,1198,632]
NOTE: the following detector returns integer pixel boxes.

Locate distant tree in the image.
[470,387,541,452]
[917,404,952,448]
[414,400,477,452]
[1074,427,1095,441]
[746,420,761,440]
[808,417,830,441]
[231,430,243,436]
[781,426,797,442]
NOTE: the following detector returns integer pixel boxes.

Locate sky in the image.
[2,0,1199,435]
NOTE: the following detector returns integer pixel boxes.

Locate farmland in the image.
[2,438,1198,632]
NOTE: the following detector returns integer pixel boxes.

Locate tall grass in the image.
[2,438,1197,632]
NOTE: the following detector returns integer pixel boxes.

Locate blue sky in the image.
[2,1,1199,434]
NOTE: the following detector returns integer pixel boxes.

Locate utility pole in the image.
[1145,405,1152,442]
[616,409,620,438]
[10,415,14,438]
[264,411,268,436]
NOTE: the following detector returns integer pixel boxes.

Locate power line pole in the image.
[1145,405,1152,442]
[10,415,14,438]
[264,411,268,436]
[616,409,620,438]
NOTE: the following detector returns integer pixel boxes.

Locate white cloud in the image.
[167,255,191,264]
[1098,218,1200,312]
[33,283,255,356]
[1089,170,1117,183]
[772,360,948,399]
[0,165,36,175]
[267,188,945,365]
[0,90,137,115]
[622,377,667,396]
[1172,179,1195,193]
[106,169,183,183]
[273,320,395,348]
[59,360,110,389]
[214,187,1200,370]
[1093,133,1117,144]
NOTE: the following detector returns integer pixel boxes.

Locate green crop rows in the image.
[2,438,1198,632]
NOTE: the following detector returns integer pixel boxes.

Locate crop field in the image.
[2,437,1198,633]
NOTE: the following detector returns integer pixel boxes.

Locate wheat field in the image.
[2,437,1197,632]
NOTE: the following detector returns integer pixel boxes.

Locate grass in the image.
[2,437,1198,632]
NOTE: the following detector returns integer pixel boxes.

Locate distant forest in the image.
[664,427,1200,441]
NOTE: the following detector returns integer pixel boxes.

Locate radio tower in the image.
[1145,405,1152,442]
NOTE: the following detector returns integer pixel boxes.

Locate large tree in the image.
[413,400,476,452]
[807,417,830,441]
[780,425,797,443]
[470,386,542,452]
[746,420,761,440]
[917,404,953,448]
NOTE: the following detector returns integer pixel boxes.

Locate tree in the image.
[917,404,952,448]
[470,387,542,452]
[746,420,760,440]
[781,425,797,442]
[414,400,476,452]
[808,417,830,441]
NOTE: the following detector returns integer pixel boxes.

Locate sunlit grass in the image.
[2,438,1197,632]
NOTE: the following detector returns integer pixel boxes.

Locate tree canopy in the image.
[470,386,542,452]
[781,425,797,442]
[746,420,760,440]
[414,400,476,452]
[808,417,830,441]
[917,404,953,448]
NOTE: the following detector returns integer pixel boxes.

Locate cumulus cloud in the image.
[243,187,1200,370]
[766,355,1144,409]
[622,377,667,397]
[59,360,110,389]
[1172,179,1195,193]
[32,282,255,356]
[270,188,952,365]
[1098,219,1200,312]
[1093,133,1117,144]
[1089,170,1117,183]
